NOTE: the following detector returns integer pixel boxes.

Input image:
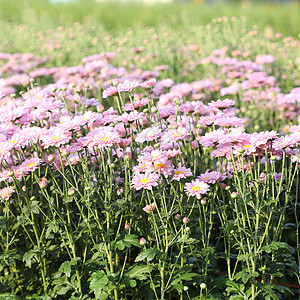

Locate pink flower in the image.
[84,127,121,149]
[131,171,159,191]
[118,80,140,93]
[191,140,199,149]
[208,99,236,110]
[20,157,42,174]
[214,116,243,128]
[135,126,162,143]
[143,202,156,213]
[140,78,156,89]
[172,167,193,181]
[185,180,210,199]
[0,186,14,201]
[161,127,190,144]
[41,128,72,148]
[273,136,296,151]
[118,110,144,124]
[102,86,118,98]
[0,142,13,161]
[197,171,227,184]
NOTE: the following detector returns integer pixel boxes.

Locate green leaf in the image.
[23,250,38,268]
[126,265,150,280]
[124,234,140,247]
[59,261,72,277]
[89,271,109,299]
[135,249,157,262]
[181,272,199,281]
[235,270,259,284]
[115,240,125,251]
[56,286,72,295]
[30,200,40,214]
[0,216,7,229]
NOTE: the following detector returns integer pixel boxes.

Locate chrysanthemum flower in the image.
[21,157,42,174]
[118,79,140,93]
[197,171,227,184]
[185,180,210,199]
[172,167,193,181]
[131,172,159,191]
[0,186,14,201]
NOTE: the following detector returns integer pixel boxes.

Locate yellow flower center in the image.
[176,171,183,175]
[173,133,179,136]
[102,137,109,142]
[244,145,250,148]
[53,136,59,141]
[10,140,16,144]
[192,186,201,191]
[204,177,210,180]
[155,163,165,169]
[27,163,35,169]
[140,178,149,184]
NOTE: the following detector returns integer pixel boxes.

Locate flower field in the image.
[0,1,299,299]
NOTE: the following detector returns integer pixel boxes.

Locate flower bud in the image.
[47,154,55,163]
[124,223,130,230]
[175,213,181,220]
[183,217,189,224]
[231,192,237,199]
[151,106,158,113]
[61,147,70,157]
[68,188,75,196]
[200,283,206,289]
[39,177,48,189]
[140,237,147,246]
[191,140,199,150]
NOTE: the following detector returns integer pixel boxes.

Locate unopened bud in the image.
[183,217,189,224]
[68,188,75,196]
[140,237,147,246]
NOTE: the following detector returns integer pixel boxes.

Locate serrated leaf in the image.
[30,200,40,214]
[124,234,140,247]
[181,272,199,281]
[89,271,109,299]
[126,265,150,280]
[59,261,72,277]
[56,286,72,295]
[115,240,125,251]
[135,249,157,262]
[23,250,38,268]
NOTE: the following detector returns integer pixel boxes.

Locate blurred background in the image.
[0,0,298,70]
[0,0,298,37]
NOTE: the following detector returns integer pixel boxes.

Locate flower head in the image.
[185,180,210,199]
